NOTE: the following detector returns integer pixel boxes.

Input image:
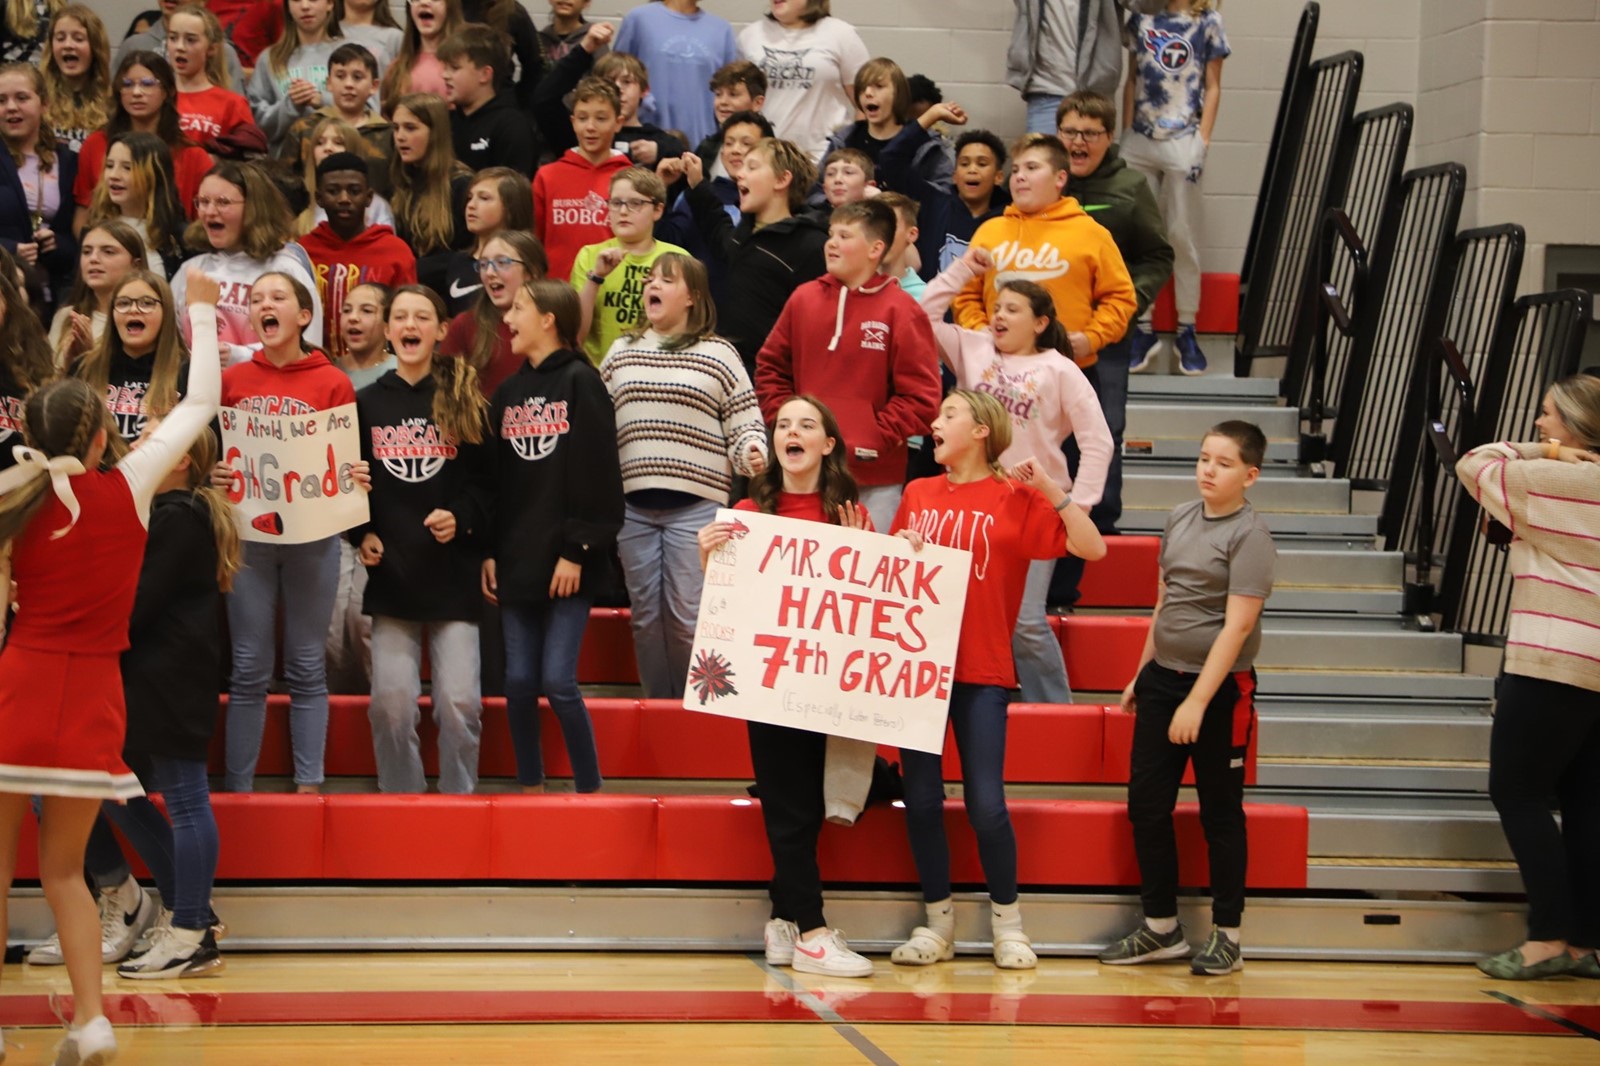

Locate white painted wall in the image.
[84,0,1600,293]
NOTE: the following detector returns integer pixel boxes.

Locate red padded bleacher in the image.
[1076,536,1160,609]
[1150,273,1240,334]
[211,697,1233,785]
[14,793,1305,888]
[1057,615,1150,693]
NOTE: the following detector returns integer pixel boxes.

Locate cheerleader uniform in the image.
[0,303,222,798]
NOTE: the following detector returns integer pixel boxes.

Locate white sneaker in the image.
[99,885,158,963]
[53,1014,116,1066]
[128,908,172,959]
[764,918,798,965]
[26,931,65,966]
[790,929,873,978]
[118,925,224,981]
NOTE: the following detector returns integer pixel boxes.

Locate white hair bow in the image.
[0,446,87,540]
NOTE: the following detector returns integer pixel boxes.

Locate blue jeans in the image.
[617,497,719,698]
[900,683,1018,904]
[225,537,341,790]
[1012,558,1072,703]
[503,597,602,792]
[1024,92,1064,135]
[102,757,218,931]
[82,812,131,891]
[1053,354,1124,605]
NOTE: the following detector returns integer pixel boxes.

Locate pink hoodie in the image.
[923,257,1113,507]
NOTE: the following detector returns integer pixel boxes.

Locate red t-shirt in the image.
[891,475,1067,688]
[177,87,255,152]
[75,129,213,217]
[442,311,522,399]
[734,492,876,531]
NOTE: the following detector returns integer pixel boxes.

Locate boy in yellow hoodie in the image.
[952,133,1136,372]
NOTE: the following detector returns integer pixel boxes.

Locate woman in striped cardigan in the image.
[600,252,767,698]
[1456,372,1600,981]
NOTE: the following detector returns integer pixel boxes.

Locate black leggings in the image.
[1489,672,1600,946]
[747,720,827,932]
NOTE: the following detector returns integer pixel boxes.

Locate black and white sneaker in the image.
[100,882,158,963]
[116,926,224,980]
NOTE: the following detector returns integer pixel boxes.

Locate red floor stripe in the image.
[0,989,1585,1036]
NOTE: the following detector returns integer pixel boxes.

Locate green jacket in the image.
[1066,145,1174,324]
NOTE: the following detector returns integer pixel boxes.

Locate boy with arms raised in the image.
[953,133,1135,376]
[298,152,418,362]
[572,166,686,365]
[1099,421,1276,977]
[441,23,538,177]
[880,101,1009,280]
[679,137,826,377]
[755,198,940,532]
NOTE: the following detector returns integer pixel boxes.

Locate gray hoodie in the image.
[1007,0,1124,100]
[247,39,349,148]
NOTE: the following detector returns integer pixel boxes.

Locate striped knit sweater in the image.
[1457,441,1600,693]
[601,331,768,503]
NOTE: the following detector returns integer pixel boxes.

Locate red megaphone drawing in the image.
[251,512,285,536]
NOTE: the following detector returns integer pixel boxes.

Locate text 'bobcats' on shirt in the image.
[477,348,624,605]
[220,348,356,414]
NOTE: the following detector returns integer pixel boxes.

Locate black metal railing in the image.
[1330,164,1466,485]
[1236,50,1363,376]
[1439,290,1592,643]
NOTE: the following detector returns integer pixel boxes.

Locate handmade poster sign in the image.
[219,402,368,544]
[685,509,971,754]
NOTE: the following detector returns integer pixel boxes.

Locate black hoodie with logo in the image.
[477,349,624,605]
[452,91,539,178]
[353,370,489,622]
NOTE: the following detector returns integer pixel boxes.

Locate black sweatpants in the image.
[1127,661,1256,927]
[1489,672,1600,946]
[747,720,828,932]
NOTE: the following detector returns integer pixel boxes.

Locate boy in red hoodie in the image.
[756,198,941,532]
[298,153,418,364]
[533,75,631,281]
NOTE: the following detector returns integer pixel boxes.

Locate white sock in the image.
[1218,926,1240,944]
[1146,915,1179,935]
[924,898,954,943]
[991,899,1024,936]
[109,876,142,915]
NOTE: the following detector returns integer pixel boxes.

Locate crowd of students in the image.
[0,1,1467,1060]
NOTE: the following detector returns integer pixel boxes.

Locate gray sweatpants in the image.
[1121,129,1207,323]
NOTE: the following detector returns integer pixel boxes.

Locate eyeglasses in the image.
[113,296,161,313]
[1057,127,1107,143]
[607,197,658,214]
[121,77,160,90]
[474,256,524,274]
[195,196,241,211]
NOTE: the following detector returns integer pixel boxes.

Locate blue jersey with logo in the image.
[1126,10,1230,141]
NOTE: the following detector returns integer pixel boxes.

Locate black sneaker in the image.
[1098,922,1191,965]
[1190,929,1242,975]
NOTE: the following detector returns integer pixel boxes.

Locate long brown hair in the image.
[0,267,54,392]
[996,278,1070,354]
[748,395,860,519]
[4,0,61,41]
[177,426,242,591]
[169,4,233,91]
[74,270,187,433]
[266,0,342,77]
[344,0,399,29]
[467,166,533,247]
[388,284,486,444]
[85,132,186,268]
[624,253,718,352]
[0,63,59,171]
[1549,374,1600,451]
[388,93,468,255]
[382,0,462,108]
[0,377,117,549]
[108,51,188,148]
[294,115,367,234]
[185,160,297,260]
[57,220,149,362]
[467,229,546,375]
[41,5,109,140]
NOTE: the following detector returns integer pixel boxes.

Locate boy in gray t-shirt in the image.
[1097,421,1276,977]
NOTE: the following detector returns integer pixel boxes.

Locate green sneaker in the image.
[1475,948,1576,981]
[1098,922,1190,965]
[1190,929,1243,976]
[1571,953,1600,979]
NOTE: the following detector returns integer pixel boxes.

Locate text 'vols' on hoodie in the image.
[754,272,941,487]
[951,196,1137,369]
[298,222,418,363]
[532,149,632,282]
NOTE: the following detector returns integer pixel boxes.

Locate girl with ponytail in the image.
[921,244,1114,705]
[0,263,55,473]
[889,387,1105,974]
[0,265,221,1061]
[355,284,489,793]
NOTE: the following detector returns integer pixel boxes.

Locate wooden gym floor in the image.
[1,951,1596,1064]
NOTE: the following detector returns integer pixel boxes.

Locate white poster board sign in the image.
[684,509,971,754]
[219,402,369,544]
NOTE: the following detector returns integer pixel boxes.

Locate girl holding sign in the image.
[890,389,1105,970]
[602,252,767,699]
[696,395,876,978]
[356,284,489,794]
[0,266,221,1064]
[480,278,622,794]
[72,269,189,443]
[213,270,360,793]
